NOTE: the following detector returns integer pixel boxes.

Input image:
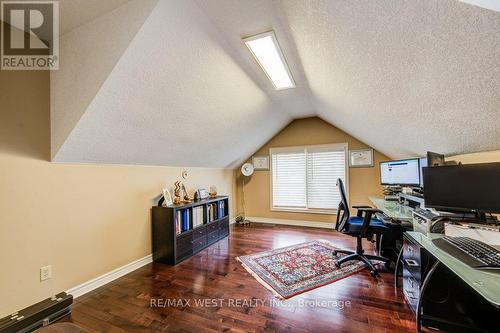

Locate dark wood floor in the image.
[68,224,416,333]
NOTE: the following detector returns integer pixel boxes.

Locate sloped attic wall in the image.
[51,0,291,168]
[50,0,159,159]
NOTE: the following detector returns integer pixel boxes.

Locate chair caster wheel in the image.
[332,250,337,256]
[370,270,378,277]
[334,261,341,268]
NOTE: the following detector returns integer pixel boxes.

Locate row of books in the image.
[175,209,190,235]
[207,201,227,223]
[175,201,228,235]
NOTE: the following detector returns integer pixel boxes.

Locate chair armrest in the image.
[356,207,383,214]
[354,206,383,218]
[353,205,373,217]
[352,205,372,209]
[357,208,384,235]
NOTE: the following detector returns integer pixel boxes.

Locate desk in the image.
[369,197,500,331]
[368,196,414,261]
[403,231,500,332]
[369,196,414,221]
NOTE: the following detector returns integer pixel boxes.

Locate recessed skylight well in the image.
[243,31,295,90]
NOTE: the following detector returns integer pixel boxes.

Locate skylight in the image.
[459,0,500,12]
[243,31,295,90]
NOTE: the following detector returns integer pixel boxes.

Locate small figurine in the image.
[209,185,217,197]
[173,181,182,204]
[182,184,192,202]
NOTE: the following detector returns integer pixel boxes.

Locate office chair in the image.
[333,178,392,277]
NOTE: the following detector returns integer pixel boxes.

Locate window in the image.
[270,143,348,213]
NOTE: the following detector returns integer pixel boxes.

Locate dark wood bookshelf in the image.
[151,196,229,265]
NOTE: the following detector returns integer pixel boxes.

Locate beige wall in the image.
[0,70,234,317]
[450,150,500,164]
[236,117,389,223]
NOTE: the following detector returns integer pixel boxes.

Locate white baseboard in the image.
[246,216,334,229]
[67,254,152,298]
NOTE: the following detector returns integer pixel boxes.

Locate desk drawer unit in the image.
[401,233,425,313]
[402,268,420,312]
[403,237,421,279]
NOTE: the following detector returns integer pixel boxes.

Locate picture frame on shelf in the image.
[349,149,374,168]
[162,188,173,206]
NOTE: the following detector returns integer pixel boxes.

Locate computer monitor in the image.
[380,158,420,186]
[427,151,445,167]
[419,157,427,188]
[423,162,500,214]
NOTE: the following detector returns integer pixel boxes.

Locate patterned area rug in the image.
[237,240,365,299]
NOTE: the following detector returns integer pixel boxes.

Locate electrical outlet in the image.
[40,265,52,281]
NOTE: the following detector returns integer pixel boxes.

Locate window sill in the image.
[271,207,336,215]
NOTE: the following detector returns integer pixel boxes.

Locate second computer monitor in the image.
[380,158,420,186]
[419,157,428,187]
[427,151,445,167]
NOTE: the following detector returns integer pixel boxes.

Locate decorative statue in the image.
[182,184,192,202]
[209,185,217,197]
[173,181,192,203]
[173,181,182,204]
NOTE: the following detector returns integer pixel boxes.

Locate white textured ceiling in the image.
[280,0,500,159]
[51,0,500,167]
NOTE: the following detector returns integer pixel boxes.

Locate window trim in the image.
[269,143,349,215]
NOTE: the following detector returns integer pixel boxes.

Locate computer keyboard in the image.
[414,207,439,220]
[435,236,500,270]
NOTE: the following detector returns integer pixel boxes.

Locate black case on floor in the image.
[0,292,73,333]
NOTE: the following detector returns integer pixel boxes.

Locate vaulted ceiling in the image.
[51,0,500,168]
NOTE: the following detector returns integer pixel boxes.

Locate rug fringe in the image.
[236,257,285,299]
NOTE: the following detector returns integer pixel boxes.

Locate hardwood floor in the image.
[68,224,416,333]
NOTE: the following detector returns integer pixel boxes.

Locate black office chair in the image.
[333,178,392,277]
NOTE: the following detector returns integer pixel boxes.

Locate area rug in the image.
[237,240,365,299]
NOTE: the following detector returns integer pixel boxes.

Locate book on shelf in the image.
[180,209,189,232]
[207,203,218,222]
[175,210,182,235]
[192,206,204,228]
[218,201,225,218]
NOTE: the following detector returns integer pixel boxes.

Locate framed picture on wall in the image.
[349,149,373,168]
[252,155,269,170]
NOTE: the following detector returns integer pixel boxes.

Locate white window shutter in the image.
[271,150,306,208]
[271,144,347,211]
[307,149,346,209]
